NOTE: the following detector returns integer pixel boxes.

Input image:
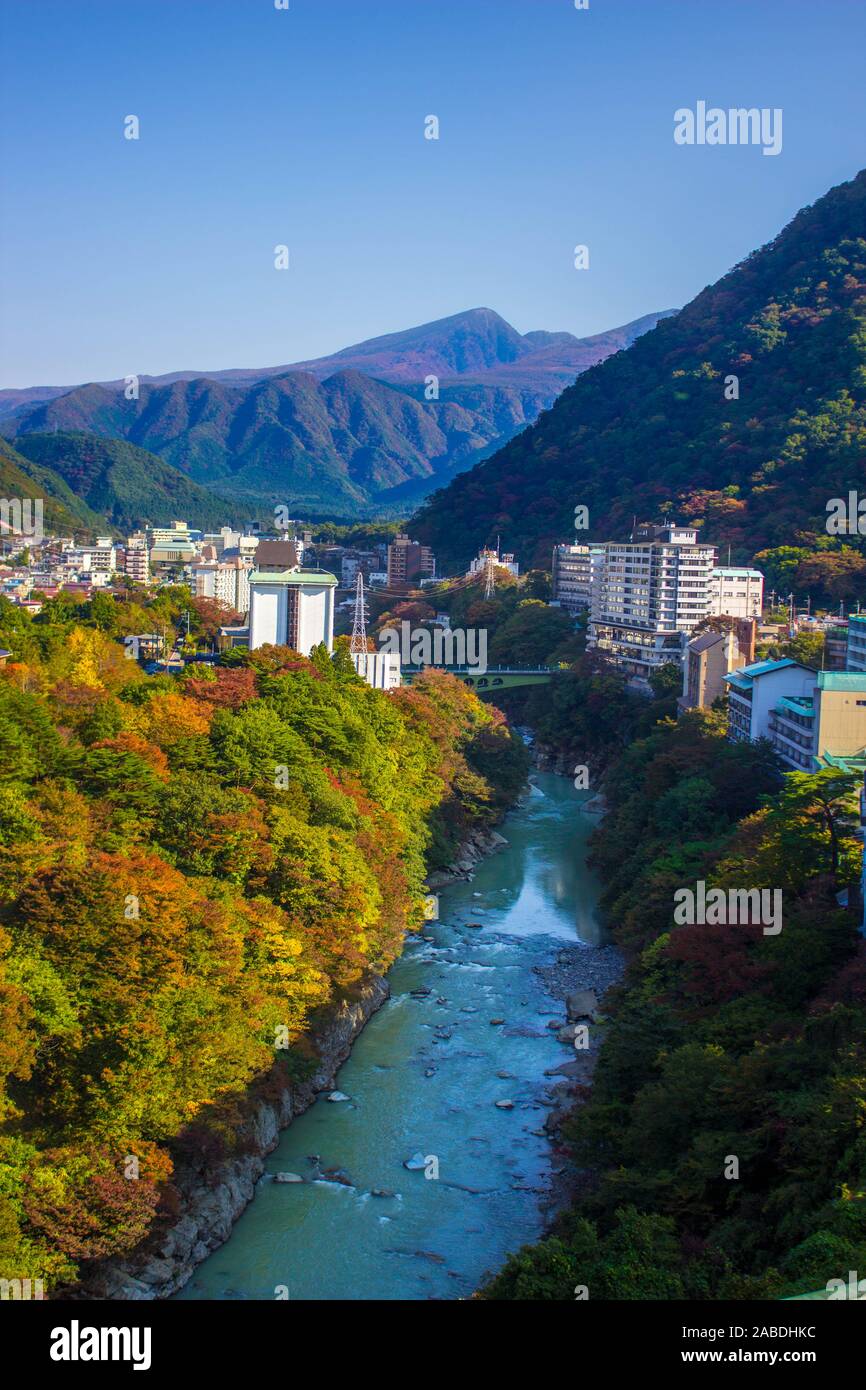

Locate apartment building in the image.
[588,524,717,688]
[386,534,436,588]
[767,671,866,771]
[708,567,764,620]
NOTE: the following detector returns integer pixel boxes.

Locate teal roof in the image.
[742,658,800,676]
[249,569,338,587]
[724,658,805,688]
[815,750,866,773]
[817,671,866,691]
[776,695,814,715]
[848,612,866,625]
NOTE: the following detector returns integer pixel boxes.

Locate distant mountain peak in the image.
[4,306,674,519]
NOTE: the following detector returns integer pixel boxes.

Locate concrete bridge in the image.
[400,664,561,691]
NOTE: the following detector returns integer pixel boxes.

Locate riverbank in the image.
[75,810,516,1301]
[76,977,390,1300]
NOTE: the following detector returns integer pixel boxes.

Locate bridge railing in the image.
[400,663,562,674]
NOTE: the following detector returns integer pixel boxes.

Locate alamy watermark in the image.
[673,880,782,935]
[674,102,782,157]
[379,620,487,674]
[826,492,866,535]
[0,496,44,544]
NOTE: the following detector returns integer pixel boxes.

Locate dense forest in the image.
[413,168,866,605]
[483,698,866,1300]
[0,589,528,1291]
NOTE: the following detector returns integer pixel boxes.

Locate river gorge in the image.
[173,770,618,1301]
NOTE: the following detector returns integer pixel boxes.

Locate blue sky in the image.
[1,0,864,387]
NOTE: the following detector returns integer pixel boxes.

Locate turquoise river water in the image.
[175,771,603,1301]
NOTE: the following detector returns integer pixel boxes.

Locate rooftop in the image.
[249,568,338,587]
[724,658,808,688]
[817,671,866,691]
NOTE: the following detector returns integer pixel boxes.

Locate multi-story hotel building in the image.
[588,524,717,689]
[551,543,600,615]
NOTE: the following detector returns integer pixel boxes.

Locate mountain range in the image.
[2,308,672,519]
[412,168,866,570]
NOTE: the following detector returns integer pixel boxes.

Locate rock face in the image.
[425,827,509,889]
[76,976,389,1301]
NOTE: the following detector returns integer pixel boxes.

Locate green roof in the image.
[249,569,338,587]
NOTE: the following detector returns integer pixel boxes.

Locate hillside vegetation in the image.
[414,168,866,592]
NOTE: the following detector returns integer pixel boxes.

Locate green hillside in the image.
[412,168,866,582]
[12,432,259,533]
[0,436,108,536]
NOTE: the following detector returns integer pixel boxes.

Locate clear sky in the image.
[1,0,864,388]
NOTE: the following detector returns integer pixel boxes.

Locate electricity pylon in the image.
[350,571,369,655]
[483,551,496,599]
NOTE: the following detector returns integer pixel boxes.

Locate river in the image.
[175,771,604,1301]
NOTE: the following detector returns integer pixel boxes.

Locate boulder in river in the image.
[495,1099,515,1110]
[566,988,600,1022]
[321,1169,353,1186]
[327,1091,350,1102]
[274,1172,303,1184]
[489,1017,505,1026]
[404,1152,428,1171]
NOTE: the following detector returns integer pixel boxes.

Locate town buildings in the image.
[722,660,866,772]
[350,649,401,690]
[724,658,817,748]
[678,628,747,713]
[467,545,519,580]
[190,557,251,615]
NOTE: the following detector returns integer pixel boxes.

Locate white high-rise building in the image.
[708,567,764,620]
[588,524,717,689]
